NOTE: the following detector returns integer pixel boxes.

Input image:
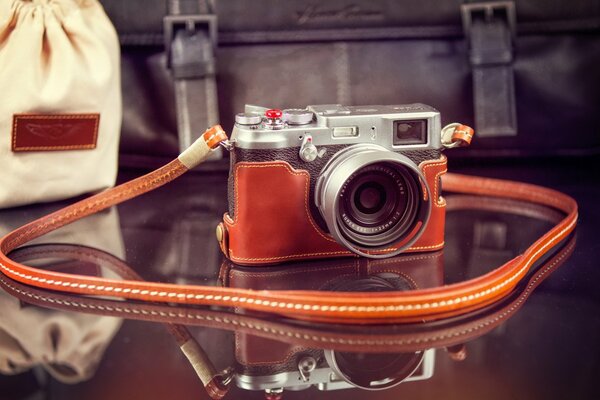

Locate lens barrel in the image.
[315,145,430,258]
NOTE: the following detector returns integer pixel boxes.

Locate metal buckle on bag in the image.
[461,1,518,138]
[219,139,235,152]
[163,14,218,75]
[461,1,516,65]
[163,5,222,156]
[461,1,516,40]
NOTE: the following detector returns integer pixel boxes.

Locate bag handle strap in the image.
[0,126,578,324]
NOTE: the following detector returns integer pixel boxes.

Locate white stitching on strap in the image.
[0,213,576,315]
[0,244,569,346]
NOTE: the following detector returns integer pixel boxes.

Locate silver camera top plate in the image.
[231,103,442,151]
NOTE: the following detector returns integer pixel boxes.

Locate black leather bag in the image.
[100,0,600,166]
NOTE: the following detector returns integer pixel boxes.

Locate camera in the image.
[217,104,467,265]
[219,252,443,394]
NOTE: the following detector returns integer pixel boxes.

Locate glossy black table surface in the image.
[0,156,598,400]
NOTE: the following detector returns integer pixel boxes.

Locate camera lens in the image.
[355,183,386,214]
[315,145,431,258]
[324,350,424,390]
[338,162,419,247]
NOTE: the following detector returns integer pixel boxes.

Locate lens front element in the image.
[315,145,431,258]
[339,163,419,247]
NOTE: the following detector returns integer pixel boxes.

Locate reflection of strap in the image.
[462,2,517,137]
[165,0,221,158]
[0,235,575,354]
[0,127,577,324]
[4,241,230,399]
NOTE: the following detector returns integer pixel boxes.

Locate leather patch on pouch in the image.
[12,113,100,152]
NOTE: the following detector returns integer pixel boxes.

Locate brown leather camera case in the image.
[219,156,448,265]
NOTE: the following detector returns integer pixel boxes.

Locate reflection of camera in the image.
[235,346,435,394]
[222,254,442,395]
[218,104,449,265]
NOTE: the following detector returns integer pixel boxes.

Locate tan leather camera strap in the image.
[0,235,574,399]
[0,234,576,353]
[0,126,578,324]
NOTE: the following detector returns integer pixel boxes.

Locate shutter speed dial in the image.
[283,109,314,125]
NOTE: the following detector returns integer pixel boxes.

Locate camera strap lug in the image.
[298,356,317,382]
[219,139,236,152]
[216,366,235,387]
[441,123,475,149]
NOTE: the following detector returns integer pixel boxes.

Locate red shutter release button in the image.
[265,109,283,119]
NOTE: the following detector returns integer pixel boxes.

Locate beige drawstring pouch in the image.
[0,0,121,208]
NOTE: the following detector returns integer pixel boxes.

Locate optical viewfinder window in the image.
[393,120,427,145]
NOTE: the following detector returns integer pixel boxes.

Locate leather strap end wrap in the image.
[441,123,475,148]
[451,125,474,146]
[177,125,227,169]
[180,339,229,399]
[178,135,212,169]
[180,339,217,383]
[205,378,229,400]
[202,125,227,149]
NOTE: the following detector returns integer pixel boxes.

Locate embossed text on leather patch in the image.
[12,114,100,152]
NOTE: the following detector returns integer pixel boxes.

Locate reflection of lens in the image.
[324,350,424,390]
[321,270,423,390]
[323,273,415,293]
[337,162,420,248]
